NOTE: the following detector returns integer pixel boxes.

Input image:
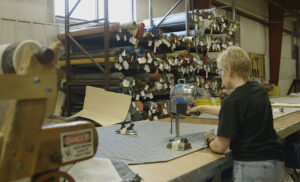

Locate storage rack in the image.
[62,0,237,118]
[148,0,193,37]
[64,0,110,116]
[148,0,236,36]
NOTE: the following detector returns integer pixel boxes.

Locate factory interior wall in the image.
[0,0,55,23]
[135,0,185,23]
[215,0,267,20]
[0,0,58,46]
[278,15,297,96]
[215,0,297,96]
[239,15,271,84]
[279,34,297,95]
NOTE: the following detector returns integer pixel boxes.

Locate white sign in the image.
[61,129,94,163]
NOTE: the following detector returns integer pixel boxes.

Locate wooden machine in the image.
[0,41,98,181]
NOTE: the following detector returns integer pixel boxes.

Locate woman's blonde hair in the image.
[217,46,250,81]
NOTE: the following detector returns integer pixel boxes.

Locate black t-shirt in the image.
[218,81,284,161]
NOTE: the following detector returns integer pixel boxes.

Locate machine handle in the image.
[34,48,55,64]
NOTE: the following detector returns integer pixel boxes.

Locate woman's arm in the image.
[209,136,230,154]
[186,105,221,116]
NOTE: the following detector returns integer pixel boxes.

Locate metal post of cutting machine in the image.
[176,117,179,137]
[167,80,211,151]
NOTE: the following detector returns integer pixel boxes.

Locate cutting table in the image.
[129,101,300,182]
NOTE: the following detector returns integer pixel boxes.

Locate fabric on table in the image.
[95,120,217,164]
[68,157,140,182]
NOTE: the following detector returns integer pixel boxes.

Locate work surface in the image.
[96,121,217,164]
[129,98,300,182]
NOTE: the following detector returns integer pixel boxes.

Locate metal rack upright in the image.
[64,0,110,116]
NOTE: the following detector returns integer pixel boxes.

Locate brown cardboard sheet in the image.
[70,86,131,126]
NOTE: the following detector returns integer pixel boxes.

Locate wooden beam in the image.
[0,41,62,181]
[0,74,57,100]
[0,99,47,181]
[0,133,3,156]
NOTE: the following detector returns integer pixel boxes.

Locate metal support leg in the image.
[131,0,134,21]
[95,0,99,19]
[65,0,71,116]
[104,0,110,91]
[149,0,153,26]
[185,0,189,36]
[175,116,180,137]
[232,0,236,21]
[212,168,222,182]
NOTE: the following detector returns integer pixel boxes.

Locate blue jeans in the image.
[233,160,284,182]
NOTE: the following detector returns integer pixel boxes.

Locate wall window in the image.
[55,0,96,20]
[98,0,132,23]
[55,0,133,22]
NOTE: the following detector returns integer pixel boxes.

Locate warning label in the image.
[61,129,94,163]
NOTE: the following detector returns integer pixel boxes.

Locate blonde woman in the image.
[187,46,284,182]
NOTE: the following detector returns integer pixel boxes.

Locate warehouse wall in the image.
[214,0,270,84]
[239,16,270,84]
[216,0,267,20]
[0,0,54,23]
[240,16,267,54]
[279,34,296,95]
[0,0,58,46]
[135,0,185,23]
[214,0,298,96]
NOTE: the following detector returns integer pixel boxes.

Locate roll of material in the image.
[149,72,162,81]
[120,21,138,36]
[0,40,41,75]
[166,74,174,84]
[121,21,137,30]
[135,101,144,112]
[72,72,124,80]
[0,43,13,128]
[0,40,42,130]
[0,44,10,74]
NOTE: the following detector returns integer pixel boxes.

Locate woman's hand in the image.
[186,106,202,115]
[186,105,221,116]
